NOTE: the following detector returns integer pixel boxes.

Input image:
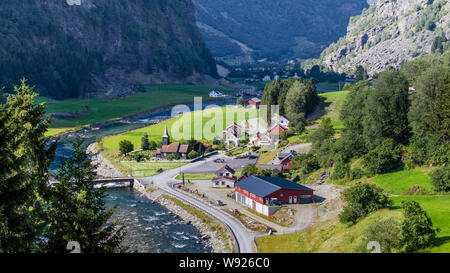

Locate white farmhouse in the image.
[211,165,237,188]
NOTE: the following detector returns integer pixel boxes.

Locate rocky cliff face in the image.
[0,0,217,98]
[319,0,449,75]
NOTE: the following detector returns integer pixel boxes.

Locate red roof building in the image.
[270,124,288,135]
[246,97,261,109]
[212,165,237,188]
[235,176,314,215]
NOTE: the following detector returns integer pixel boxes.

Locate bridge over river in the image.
[48,176,135,189]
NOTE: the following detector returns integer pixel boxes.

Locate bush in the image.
[349,168,366,180]
[119,140,134,155]
[149,141,157,150]
[242,164,258,176]
[430,166,450,192]
[339,182,392,224]
[205,146,214,153]
[291,153,320,174]
[188,150,199,159]
[331,157,350,180]
[338,204,363,225]
[357,218,402,253]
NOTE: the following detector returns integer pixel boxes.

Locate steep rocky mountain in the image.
[318,0,449,75]
[192,0,369,61]
[0,0,217,99]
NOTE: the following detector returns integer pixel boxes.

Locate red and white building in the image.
[235,176,314,216]
[211,165,237,188]
[246,97,261,109]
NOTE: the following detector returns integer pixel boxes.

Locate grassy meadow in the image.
[101,106,259,154]
[317,91,349,131]
[256,167,450,253]
[372,169,432,195]
[42,84,239,134]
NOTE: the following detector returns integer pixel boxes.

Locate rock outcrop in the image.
[320,0,449,75]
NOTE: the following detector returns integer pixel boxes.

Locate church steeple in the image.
[162,124,170,146]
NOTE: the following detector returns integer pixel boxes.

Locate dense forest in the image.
[261,77,319,127]
[193,0,369,60]
[0,0,217,99]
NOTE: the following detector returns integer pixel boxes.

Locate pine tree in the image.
[0,79,56,253]
[45,137,126,253]
[141,133,150,150]
[401,201,436,252]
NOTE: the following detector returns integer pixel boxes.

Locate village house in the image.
[249,132,273,147]
[272,114,290,129]
[270,124,288,135]
[223,123,242,147]
[211,165,237,188]
[246,97,261,109]
[156,125,190,159]
[235,176,314,216]
[275,150,297,171]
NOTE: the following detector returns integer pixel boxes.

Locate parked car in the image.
[214,158,226,163]
[216,200,224,206]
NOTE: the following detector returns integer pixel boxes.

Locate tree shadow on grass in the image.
[306,96,331,121]
[433,236,450,249]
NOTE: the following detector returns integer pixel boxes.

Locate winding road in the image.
[137,153,257,253]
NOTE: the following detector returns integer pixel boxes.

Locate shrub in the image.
[242,164,258,176]
[430,166,450,192]
[291,153,320,174]
[339,182,392,224]
[119,140,134,155]
[188,150,199,159]
[331,157,350,180]
[149,140,157,150]
[349,168,366,180]
[338,204,363,225]
[357,218,402,253]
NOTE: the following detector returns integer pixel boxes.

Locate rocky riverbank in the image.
[156,196,230,253]
[88,143,229,253]
[87,143,124,178]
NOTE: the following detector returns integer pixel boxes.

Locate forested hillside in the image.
[0,0,217,99]
[193,0,369,61]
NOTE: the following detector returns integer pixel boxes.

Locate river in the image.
[105,188,212,253]
[50,99,235,253]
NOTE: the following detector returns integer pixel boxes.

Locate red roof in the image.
[270,124,288,135]
[216,165,236,175]
[161,142,180,153]
[160,142,190,154]
[179,144,189,153]
[246,98,261,105]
